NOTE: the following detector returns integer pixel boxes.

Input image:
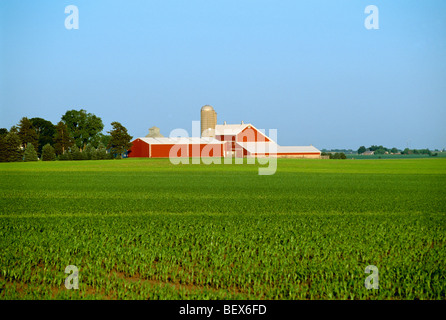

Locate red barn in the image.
[214,123,271,157]
[215,123,321,158]
[128,137,226,158]
[128,122,321,159]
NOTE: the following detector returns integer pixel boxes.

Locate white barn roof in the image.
[136,137,225,145]
[215,124,249,135]
[237,141,279,154]
[237,142,320,154]
[277,145,321,153]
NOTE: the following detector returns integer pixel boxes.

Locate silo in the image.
[145,126,164,138]
[201,105,217,137]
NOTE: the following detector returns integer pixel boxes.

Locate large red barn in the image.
[128,137,226,158]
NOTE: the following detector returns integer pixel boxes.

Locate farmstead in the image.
[128,105,322,159]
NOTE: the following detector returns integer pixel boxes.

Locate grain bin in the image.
[201,105,217,137]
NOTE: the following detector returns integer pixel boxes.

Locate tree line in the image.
[0,109,133,162]
[357,145,439,156]
[320,152,347,159]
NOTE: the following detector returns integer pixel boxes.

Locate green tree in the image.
[107,122,133,159]
[18,117,39,150]
[53,121,75,155]
[369,145,388,153]
[58,151,72,161]
[0,128,8,136]
[83,143,95,160]
[30,117,55,157]
[61,109,104,151]
[41,144,56,161]
[90,133,111,149]
[331,152,347,159]
[390,147,398,154]
[0,130,23,162]
[24,143,38,161]
[418,148,431,155]
[69,145,83,160]
[96,142,108,159]
[357,146,366,154]
[90,147,98,160]
[0,134,7,162]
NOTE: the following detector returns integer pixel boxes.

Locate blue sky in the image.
[1,0,445,150]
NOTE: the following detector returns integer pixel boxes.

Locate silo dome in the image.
[201,105,214,111]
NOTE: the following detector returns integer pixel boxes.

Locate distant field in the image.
[1,158,445,299]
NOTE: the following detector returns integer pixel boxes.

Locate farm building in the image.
[128,137,226,158]
[145,126,164,138]
[214,122,320,158]
[127,105,321,159]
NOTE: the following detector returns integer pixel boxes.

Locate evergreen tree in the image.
[53,121,74,155]
[58,151,72,161]
[96,142,108,160]
[107,122,133,159]
[69,145,83,160]
[2,130,23,162]
[24,143,38,161]
[84,143,95,160]
[0,128,10,161]
[0,134,7,162]
[90,147,98,160]
[18,117,39,150]
[41,144,56,161]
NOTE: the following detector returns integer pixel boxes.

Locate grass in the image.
[0,158,445,299]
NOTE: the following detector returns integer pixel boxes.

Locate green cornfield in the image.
[0,158,445,299]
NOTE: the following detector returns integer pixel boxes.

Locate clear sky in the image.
[1,0,445,150]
